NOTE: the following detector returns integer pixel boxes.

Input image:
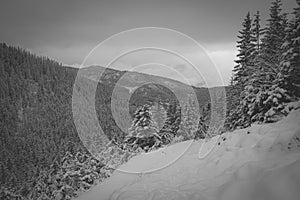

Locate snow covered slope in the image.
[77,109,300,200]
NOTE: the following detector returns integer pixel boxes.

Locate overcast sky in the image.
[0,0,297,86]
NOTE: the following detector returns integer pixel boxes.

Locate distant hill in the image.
[79,65,212,111]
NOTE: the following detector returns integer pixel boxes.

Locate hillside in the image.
[0,43,214,198]
[77,65,212,113]
[1,0,299,199]
[77,105,300,200]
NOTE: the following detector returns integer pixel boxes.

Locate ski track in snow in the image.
[77,109,300,200]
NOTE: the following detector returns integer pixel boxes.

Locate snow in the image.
[77,109,300,200]
[283,101,300,114]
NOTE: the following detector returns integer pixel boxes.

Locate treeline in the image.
[227,0,300,129]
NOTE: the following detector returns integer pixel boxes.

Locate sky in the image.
[0,0,298,86]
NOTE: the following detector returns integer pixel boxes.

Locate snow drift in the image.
[77,109,300,200]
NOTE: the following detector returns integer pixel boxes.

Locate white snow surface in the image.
[77,109,300,200]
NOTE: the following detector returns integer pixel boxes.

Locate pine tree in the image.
[151,100,176,144]
[252,11,264,54]
[151,100,167,133]
[158,100,180,144]
[195,106,208,140]
[232,12,256,92]
[260,0,287,65]
[125,104,161,150]
[281,1,300,98]
[227,12,256,129]
[177,96,199,140]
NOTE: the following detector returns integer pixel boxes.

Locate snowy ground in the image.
[77,109,300,200]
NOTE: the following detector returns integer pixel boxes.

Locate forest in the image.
[0,0,299,199]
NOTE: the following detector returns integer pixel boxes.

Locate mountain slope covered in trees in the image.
[0,43,212,199]
[0,0,299,199]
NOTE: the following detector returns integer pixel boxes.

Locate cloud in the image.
[1,0,297,86]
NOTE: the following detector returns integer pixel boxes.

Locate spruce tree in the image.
[260,0,287,65]
[151,100,167,133]
[163,101,180,132]
[232,12,256,92]
[125,104,161,150]
[151,100,175,144]
[281,1,300,98]
[177,96,199,140]
[159,100,181,144]
[227,12,256,128]
[195,105,209,139]
[252,11,264,54]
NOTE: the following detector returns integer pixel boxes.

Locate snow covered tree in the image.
[260,0,287,65]
[151,100,176,144]
[27,151,108,200]
[252,11,264,54]
[227,12,257,129]
[195,114,208,139]
[241,0,291,123]
[127,104,159,138]
[125,104,161,151]
[227,1,294,128]
[160,100,181,144]
[232,12,256,93]
[151,100,167,133]
[226,78,240,129]
[280,2,300,98]
[177,96,199,140]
